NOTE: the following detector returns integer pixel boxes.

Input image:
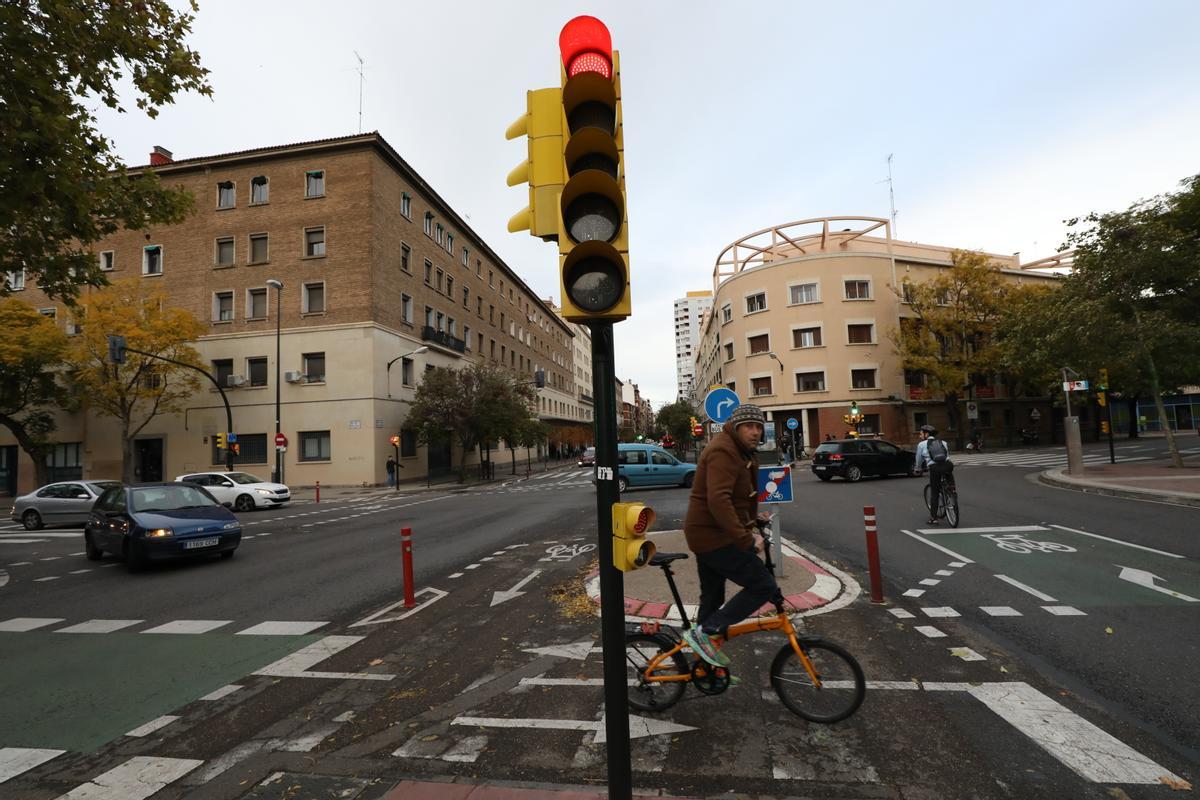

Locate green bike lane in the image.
[0,630,324,752]
[913,524,1200,609]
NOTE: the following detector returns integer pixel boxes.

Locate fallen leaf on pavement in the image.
[1158,775,1192,791]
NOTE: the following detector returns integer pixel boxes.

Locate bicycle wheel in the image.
[770,638,865,723]
[625,633,689,712]
[944,488,959,528]
[923,483,933,514]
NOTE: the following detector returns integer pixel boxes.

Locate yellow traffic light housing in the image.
[506,88,565,240]
[215,432,227,449]
[612,501,656,571]
[557,50,629,322]
[1097,391,1107,407]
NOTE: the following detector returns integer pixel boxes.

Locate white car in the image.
[173,472,290,512]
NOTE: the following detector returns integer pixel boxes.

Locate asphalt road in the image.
[1,448,1196,798]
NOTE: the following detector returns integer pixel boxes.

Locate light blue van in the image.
[612,443,696,493]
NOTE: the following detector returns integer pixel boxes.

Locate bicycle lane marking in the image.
[905,524,1200,609]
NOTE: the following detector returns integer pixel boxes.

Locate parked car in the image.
[10,480,122,530]
[173,471,289,511]
[578,447,596,468]
[84,482,242,571]
[810,439,920,482]
[608,443,697,493]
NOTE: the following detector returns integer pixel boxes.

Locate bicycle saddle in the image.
[649,552,689,566]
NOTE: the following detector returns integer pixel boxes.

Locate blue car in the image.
[614,443,696,493]
[84,483,242,572]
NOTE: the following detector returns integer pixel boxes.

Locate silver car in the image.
[10,480,123,530]
[173,472,290,512]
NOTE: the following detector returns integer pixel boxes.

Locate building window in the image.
[723,342,734,361]
[914,411,929,430]
[851,368,877,389]
[302,352,326,382]
[901,281,916,304]
[435,268,443,292]
[463,326,471,349]
[45,443,83,482]
[790,283,819,304]
[446,233,454,253]
[250,175,269,204]
[4,270,25,290]
[400,243,411,273]
[751,376,773,396]
[745,292,766,314]
[748,334,770,354]
[424,212,433,236]
[401,192,411,218]
[304,227,326,257]
[462,246,469,266]
[247,288,267,319]
[99,251,114,271]
[425,306,434,328]
[489,304,495,323]
[212,358,233,386]
[249,233,269,264]
[248,357,268,387]
[401,357,414,386]
[400,429,417,457]
[424,260,433,285]
[302,282,325,314]
[215,237,235,267]
[795,371,825,392]
[447,276,454,298]
[488,270,494,287]
[721,304,732,324]
[844,280,871,300]
[847,323,875,344]
[435,223,443,244]
[299,430,331,461]
[142,245,163,275]
[217,181,235,209]
[462,287,470,307]
[792,326,822,348]
[476,258,482,277]
[305,170,325,198]
[401,293,413,324]
[213,291,234,322]
[860,414,881,435]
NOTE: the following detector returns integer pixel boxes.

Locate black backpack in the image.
[928,438,949,463]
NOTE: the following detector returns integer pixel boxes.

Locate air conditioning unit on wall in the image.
[284,371,304,383]
[225,375,247,388]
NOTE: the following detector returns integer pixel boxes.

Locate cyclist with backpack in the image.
[914,424,953,524]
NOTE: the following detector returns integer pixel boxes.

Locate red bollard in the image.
[401,527,416,608]
[864,505,884,604]
[315,481,320,503]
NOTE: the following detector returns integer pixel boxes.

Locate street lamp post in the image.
[266,279,283,484]
[385,346,429,398]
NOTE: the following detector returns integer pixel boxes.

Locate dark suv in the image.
[810,439,920,482]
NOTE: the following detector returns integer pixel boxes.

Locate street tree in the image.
[0,0,211,304]
[656,400,697,456]
[67,280,206,482]
[1061,174,1200,467]
[0,299,71,486]
[407,362,538,482]
[891,250,1012,448]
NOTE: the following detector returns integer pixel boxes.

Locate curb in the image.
[1038,468,1200,508]
[584,537,846,624]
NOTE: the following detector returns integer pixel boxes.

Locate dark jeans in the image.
[928,461,953,515]
[695,544,780,634]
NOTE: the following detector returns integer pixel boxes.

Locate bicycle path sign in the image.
[703,387,740,423]
[757,466,793,504]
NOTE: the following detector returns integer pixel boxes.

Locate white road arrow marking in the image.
[453,713,696,741]
[1116,565,1199,602]
[521,640,595,660]
[490,569,542,607]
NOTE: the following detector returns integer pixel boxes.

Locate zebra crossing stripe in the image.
[0,748,64,784]
[57,756,203,799]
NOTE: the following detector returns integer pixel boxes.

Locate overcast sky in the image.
[96,1,1200,407]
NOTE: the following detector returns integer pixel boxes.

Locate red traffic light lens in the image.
[634,508,651,534]
[559,16,613,79]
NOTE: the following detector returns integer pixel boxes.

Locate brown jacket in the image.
[684,418,759,554]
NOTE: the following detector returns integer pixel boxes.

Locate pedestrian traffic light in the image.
[215,432,227,449]
[389,434,400,447]
[1098,368,1109,391]
[612,501,656,571]
[107,334,127,365]
[230,442,240,457]
[506,87,565,240]
[556,16,630,322]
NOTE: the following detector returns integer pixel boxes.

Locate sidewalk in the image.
[1040,453,1200,507]
[284,463,579,502]
[379,779,692,799]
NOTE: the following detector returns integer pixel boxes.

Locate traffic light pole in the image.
[588,320,632,799]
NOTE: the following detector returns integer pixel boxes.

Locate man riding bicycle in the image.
[914,424,954,524]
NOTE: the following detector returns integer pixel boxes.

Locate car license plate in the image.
[184,537,219,549]
[814,465,826,471]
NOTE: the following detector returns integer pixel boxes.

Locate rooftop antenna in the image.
[885,153,898,236]
[354,50,365,133]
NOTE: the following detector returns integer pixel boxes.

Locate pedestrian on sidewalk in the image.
[681,403,777,668]
[386,455,397,488]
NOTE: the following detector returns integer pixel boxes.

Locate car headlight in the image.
[254,488,272,495]
[222,521,240,530]
[145,528,174,538]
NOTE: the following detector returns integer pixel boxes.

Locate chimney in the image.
[149,146,174,166]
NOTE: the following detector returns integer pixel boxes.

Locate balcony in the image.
[579,391,593,404]
[421,325,466,354]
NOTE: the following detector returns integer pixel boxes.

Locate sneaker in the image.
[926,518,940,525]
[682,627,730,667]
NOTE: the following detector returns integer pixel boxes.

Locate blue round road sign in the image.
[786,417,799,430]
[703,387,740,423]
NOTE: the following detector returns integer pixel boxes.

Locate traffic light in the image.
[1097,391,1107,407]
[612,501,656,571]
[1097,368,1109,391]
[389,434,400,447]
[556,16,630,322]
[506,87,565,240]
[1101,420,1110,434]
[690,416,703,437]
[107,334,127,365]
[230,442,240,457]
[843,414,852,425]
[215,432,227,449]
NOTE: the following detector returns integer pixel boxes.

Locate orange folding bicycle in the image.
[625,520,866,723]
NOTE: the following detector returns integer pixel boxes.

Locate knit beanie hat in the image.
[728,403,766,429]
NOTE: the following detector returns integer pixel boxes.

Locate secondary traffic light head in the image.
[612,501,656,571]
[1098,368,1109,391]
[506,87,565,240]
[557,16,629,322]
[107,334,127,365]
[215,432,227,449]
[849,402,859,415]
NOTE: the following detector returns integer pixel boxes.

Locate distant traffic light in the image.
[1101,421,1110,434]
[506,88,565,240]
[556,16,630,322]
[230,442,240,457]
[107,334,127,365]
[1097,368,1109,391]
[612,501,656,571]
[215,432,227,450]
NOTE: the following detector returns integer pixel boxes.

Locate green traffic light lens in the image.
[565,256,623,312]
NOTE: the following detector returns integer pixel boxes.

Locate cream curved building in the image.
[693,216,1061,448]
